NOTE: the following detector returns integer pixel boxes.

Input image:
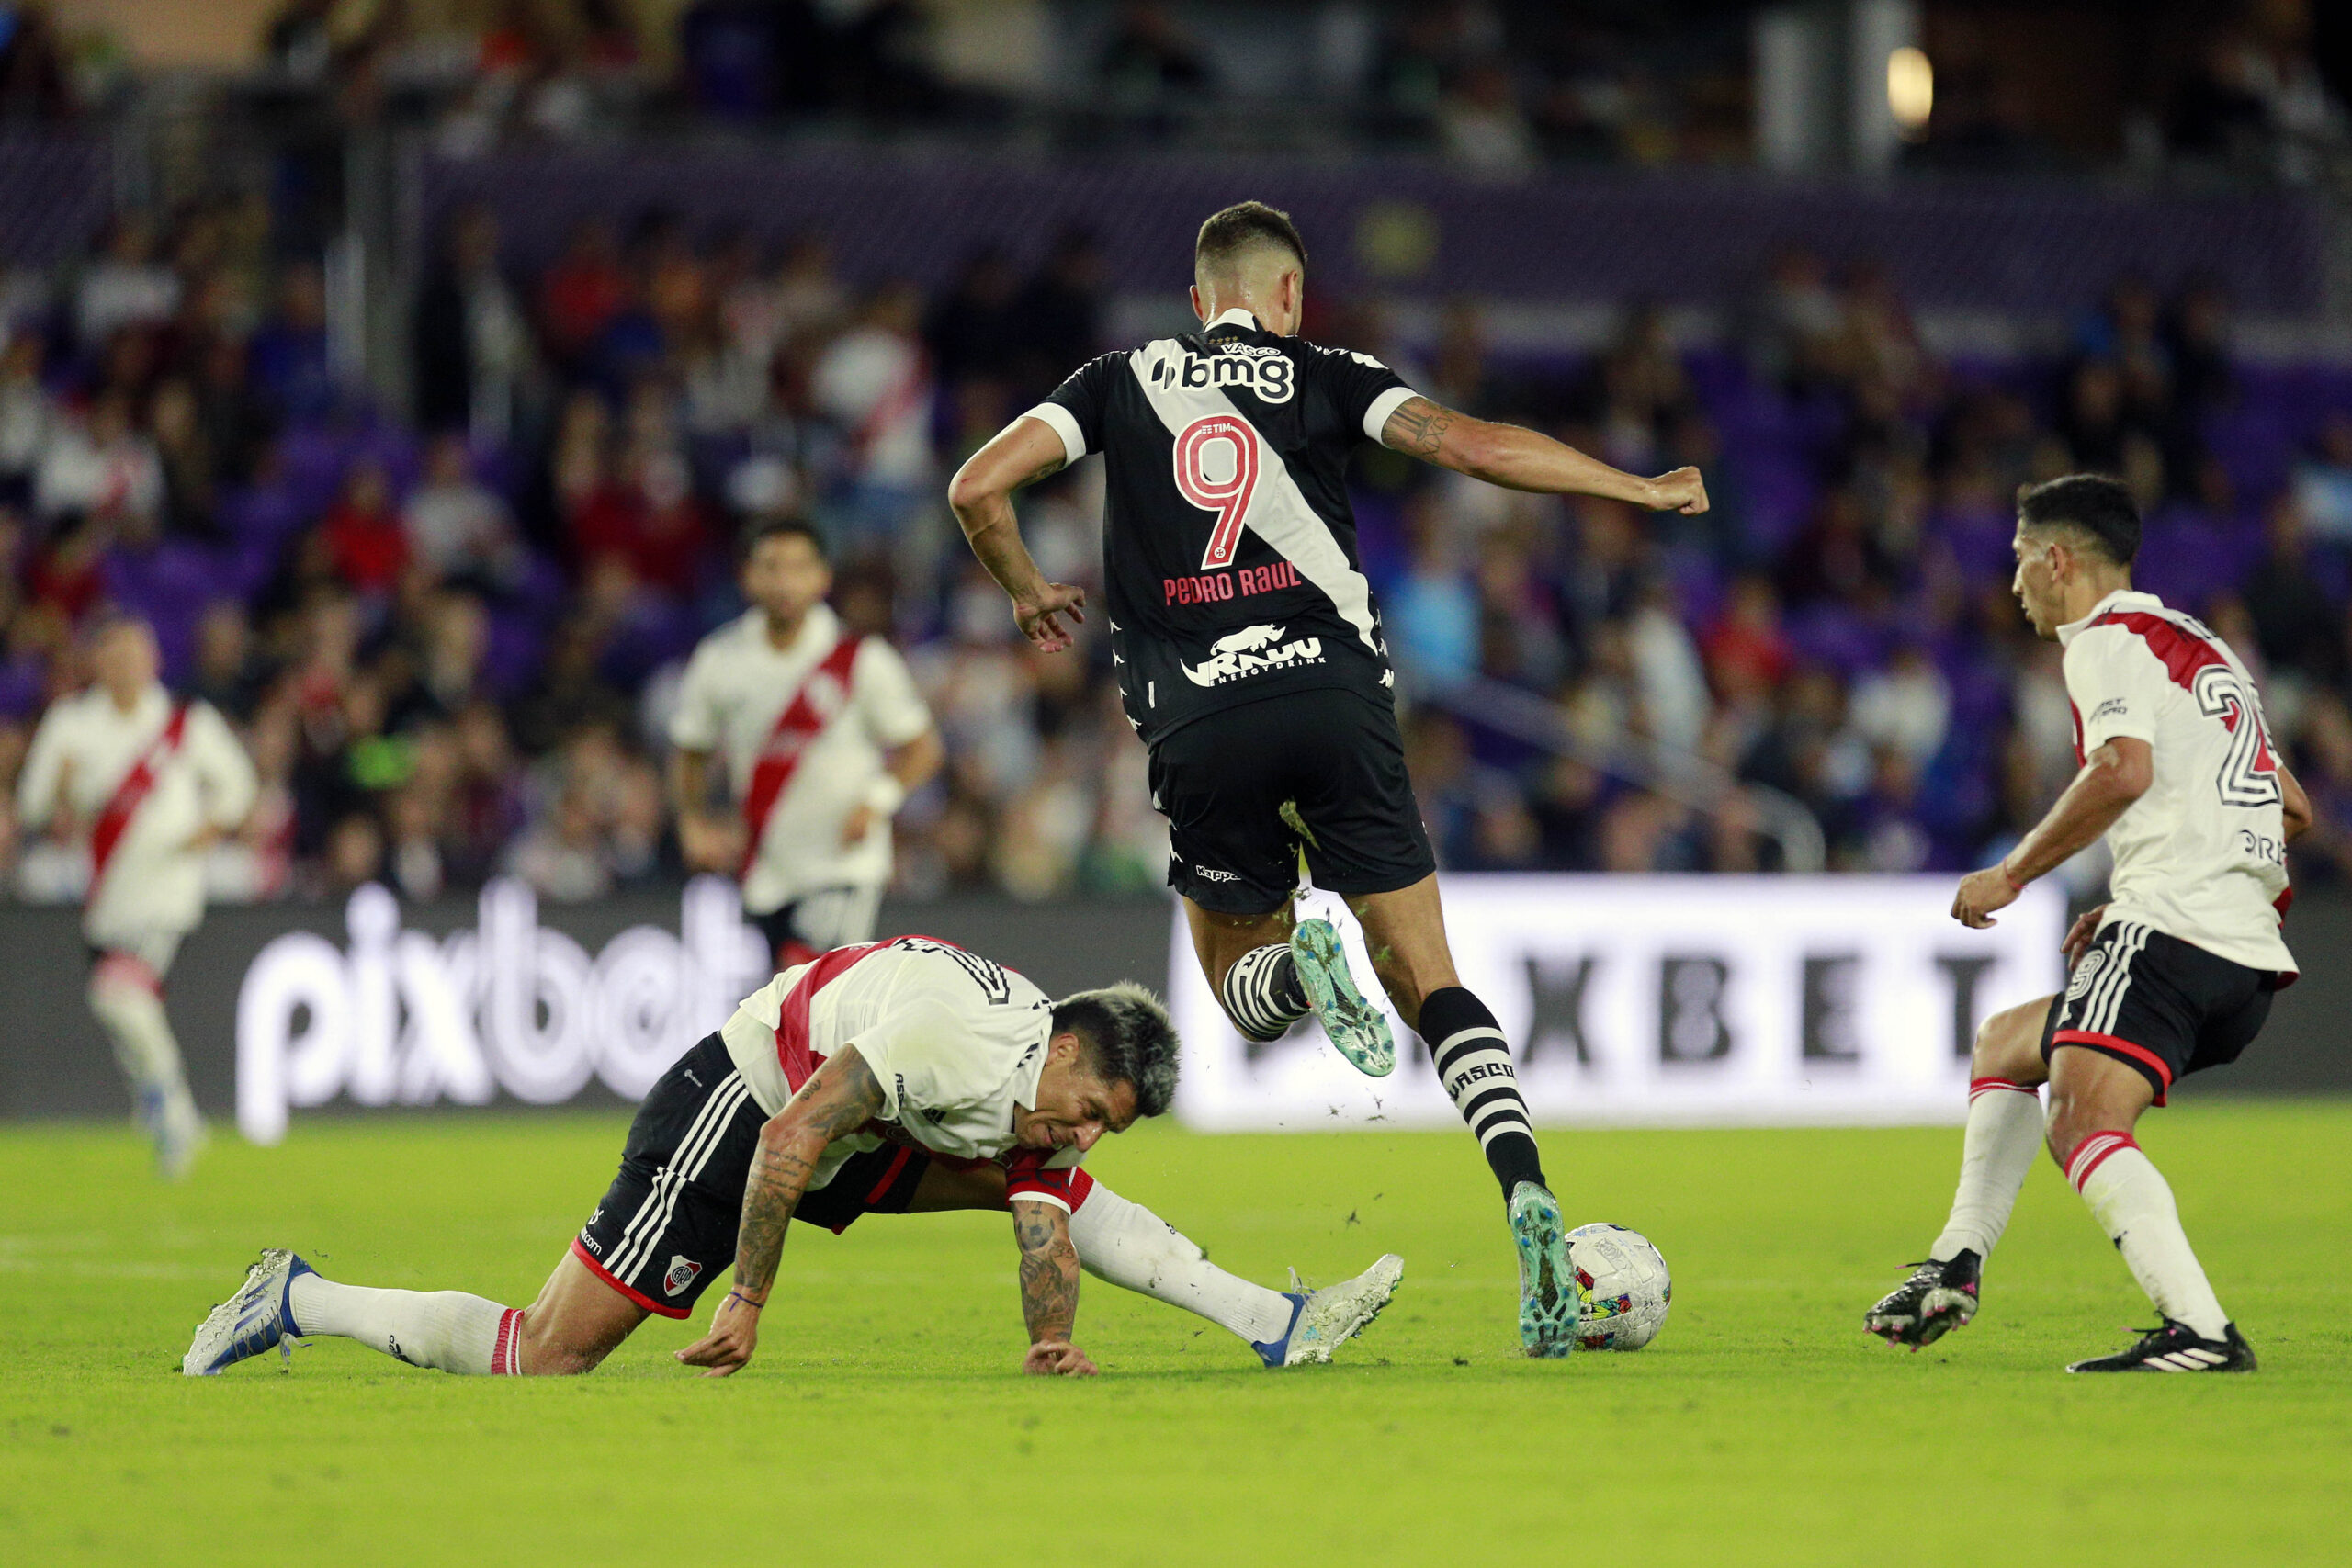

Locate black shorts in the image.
[1148,688,1436,915]
[2041,920,2276,1107]
[571,1033,933,1317]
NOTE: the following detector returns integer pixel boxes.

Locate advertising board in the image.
[1170,876,2070,1130]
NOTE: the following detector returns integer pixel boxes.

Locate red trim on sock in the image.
[2066,1132,2139,1191]
[570,1237,690,1320]
[490,1308,524,1375]
[1968,1076,2036,1100]
[91,951,164,996]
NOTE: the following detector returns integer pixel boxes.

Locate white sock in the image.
[2066,1134,2230,1339]
[88,968,190,1104]
[1068,1182,1296,1346]
[1928,1077,2044,1262]
[289,1273,524,1374]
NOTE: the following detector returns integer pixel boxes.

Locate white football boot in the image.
[1254,1253,1406,1367]
[184,1248,311,1375]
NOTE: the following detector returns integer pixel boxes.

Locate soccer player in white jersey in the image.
[671,521,944,968]
[1866,476,2307,1372]
[185,937,1403,1378]
[947,201,1706,1356]
[16,615,255,1178]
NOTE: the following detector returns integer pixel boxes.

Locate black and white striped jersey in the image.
[1024,307,1418,745]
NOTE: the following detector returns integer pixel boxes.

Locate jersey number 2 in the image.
[1173,414,1261,570]
[2194,663,2281,807]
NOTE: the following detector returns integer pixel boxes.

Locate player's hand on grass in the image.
[1015,582,1087,653]
[1023,1340,1099,1377]
[1951,864,2020,929]
[676,1292,761,1377]
[1645,467,1710,515]
[2063,903,2110,966]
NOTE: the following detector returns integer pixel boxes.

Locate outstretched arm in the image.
[1380,396,1708,513]
[1012,1197,1098,1377]
[1954,738,2153,929]
[674,1048,886,1376]
[946,416,1089,653]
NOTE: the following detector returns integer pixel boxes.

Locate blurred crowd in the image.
[0,1,2342,180]
[11,174,2352,910]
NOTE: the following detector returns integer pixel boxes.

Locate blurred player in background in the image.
[186,937,1401,1378]
[1868,476,2305,1372]
[948,200,1705,1357]
[670,520,944,968]
[14,615,256,1178]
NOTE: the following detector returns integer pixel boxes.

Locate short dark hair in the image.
[1052,983,1180,1118]
[1196,201,1307,276]
[2018,474,2140,568]
[740,518,827,563]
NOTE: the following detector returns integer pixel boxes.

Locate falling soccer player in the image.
[1866,476,2306,1372]
[945,200,1706,1355]
[186,936,1400,1377]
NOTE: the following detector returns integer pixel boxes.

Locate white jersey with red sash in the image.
[14,684,257,953]
[2059,588,2296,976]
[668,603,933,915]
[716,936,1091,1204]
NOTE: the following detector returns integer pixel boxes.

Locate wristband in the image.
[864,775,908,818]
[1998,860,2025,893]
[725,1290,763,1312]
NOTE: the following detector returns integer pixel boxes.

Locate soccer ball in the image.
[1567,1223,1671,1350]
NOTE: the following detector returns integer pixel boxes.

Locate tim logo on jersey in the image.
[1149,342,1295,403]
[1182,623,1326,687]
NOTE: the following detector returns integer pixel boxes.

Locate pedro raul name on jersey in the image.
[1024,308,1419,745]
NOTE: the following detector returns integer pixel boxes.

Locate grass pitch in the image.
[2,1105,2346,1566]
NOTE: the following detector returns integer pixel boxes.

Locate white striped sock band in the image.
[2066,1131,2137,1191]
[1220,943,1309,1043]
[1432,1026,1532,1150]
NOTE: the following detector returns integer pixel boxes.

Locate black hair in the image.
[740,518,828,564]
[1195,201,1307,276]
[1050,983,1180,1118]
[2018,474,2140,568]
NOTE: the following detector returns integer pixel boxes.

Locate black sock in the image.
[1418,986,1545,1201]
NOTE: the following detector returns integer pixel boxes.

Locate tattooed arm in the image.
[673,1048,886,1377]
[946,416,1087,653]
[1380,395,1709,514]
[1012,1198,1098,1377]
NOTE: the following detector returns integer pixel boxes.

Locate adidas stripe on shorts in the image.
[571,1033,930,1317]
[2041,919,2278,1106]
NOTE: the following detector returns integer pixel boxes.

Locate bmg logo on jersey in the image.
[1150,343,1295,402]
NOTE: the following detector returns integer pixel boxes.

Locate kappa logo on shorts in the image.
[1194,865,1238,882]
[2065,948,2108,1002]
[663,1256,703,1297]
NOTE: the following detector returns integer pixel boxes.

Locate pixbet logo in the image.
[234,876,771,1143]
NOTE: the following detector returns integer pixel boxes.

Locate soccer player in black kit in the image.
[948,202,1707,1356]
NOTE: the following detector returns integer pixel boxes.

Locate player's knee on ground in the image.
[1971,998,2051,1086]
